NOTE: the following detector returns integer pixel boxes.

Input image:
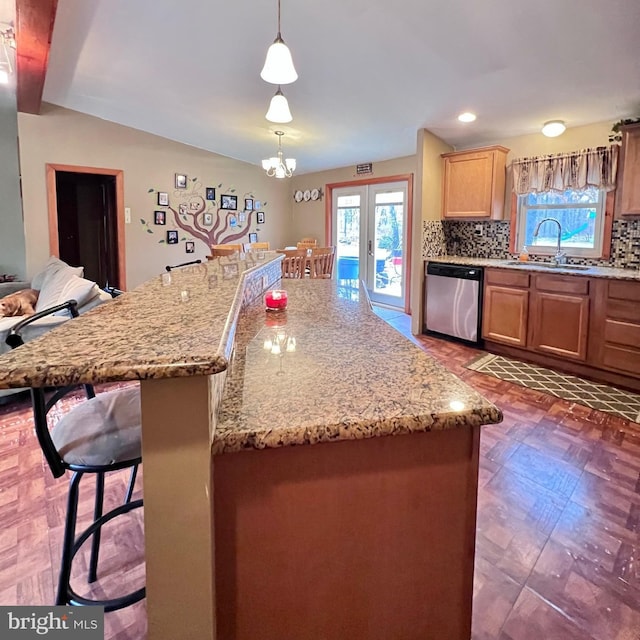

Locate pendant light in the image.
[265,86,293,123]
[260,0,298,85]
[262,131,296,179]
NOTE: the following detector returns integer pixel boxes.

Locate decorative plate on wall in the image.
[303,189,311,201]
[311,188,321,201]
[294,190,303,202]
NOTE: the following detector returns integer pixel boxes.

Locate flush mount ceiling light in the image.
[262,131,296,179]
[260,0,298,85]
[265,86,293,123]
[541,120,566,137]
[0,24,16,86]
[458,112,476,123]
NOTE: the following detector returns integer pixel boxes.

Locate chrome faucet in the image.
[533,217,567,265]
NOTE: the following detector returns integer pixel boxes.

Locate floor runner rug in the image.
[466,353,640,424]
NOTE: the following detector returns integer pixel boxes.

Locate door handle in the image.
[368,240,373,256]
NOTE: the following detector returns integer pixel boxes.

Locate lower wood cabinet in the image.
[529,290,589,361]
[528,274,590,362]
[482,268,640,389]
[483,272,529,346]
[590,279,640,376]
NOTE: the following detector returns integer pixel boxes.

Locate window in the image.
[515,187,606,258]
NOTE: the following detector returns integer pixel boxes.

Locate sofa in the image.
[0,257,112,402]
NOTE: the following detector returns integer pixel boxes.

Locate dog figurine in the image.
[0,289,39,317]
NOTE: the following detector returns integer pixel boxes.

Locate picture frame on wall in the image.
[178,203,187,215]
[245,198,254,211]
[185,241,195,254]
[203,212,213,225]
[221,194,238,210]
[167,230,179,244]
[158,192,169,206]
[206,187,216,200]
[249,232,258,243]
[175,174,188,189]
[256,211,265,224]
[154,210,166,225]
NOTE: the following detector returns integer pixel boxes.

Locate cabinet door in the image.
[482,285,529,346]
[619,124,640,216]
[529,291,589,361]
[443,152,494,218]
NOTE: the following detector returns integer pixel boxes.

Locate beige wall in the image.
[460,120,612,163]
[0,88,26,278]
[17,104,291,288]
[288,155,416,244]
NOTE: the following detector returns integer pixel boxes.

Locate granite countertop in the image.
[213,279,502,454]
[426,256,640,280]
[0,254,280,389]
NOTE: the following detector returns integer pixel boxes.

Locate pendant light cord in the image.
[276,0,282,39]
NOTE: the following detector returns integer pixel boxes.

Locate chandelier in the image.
[260,0,297,85]
[262,131,296,179]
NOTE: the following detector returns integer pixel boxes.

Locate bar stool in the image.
[6,300,145,611]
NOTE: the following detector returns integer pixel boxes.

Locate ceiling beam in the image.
[16,0,58,114]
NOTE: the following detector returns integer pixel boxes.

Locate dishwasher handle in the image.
[426,262,482,281]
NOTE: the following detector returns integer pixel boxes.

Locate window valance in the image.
[511,145,619,195]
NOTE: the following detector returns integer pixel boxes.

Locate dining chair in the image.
[251,242,270,250]
[277,249,307,279]
[210,243,242,258]
[309,246,336,279]
[297,238,317,250]
[6,301,144,611]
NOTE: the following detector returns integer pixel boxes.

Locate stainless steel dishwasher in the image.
[424,262,483,345]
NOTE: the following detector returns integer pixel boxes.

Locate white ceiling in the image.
[42,0,640,174]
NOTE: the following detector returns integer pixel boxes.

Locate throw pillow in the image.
[36,266,88,312]
[54,276,100,314]
[31,257,83,291]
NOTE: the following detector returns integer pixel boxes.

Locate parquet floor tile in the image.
[0,312,639,639]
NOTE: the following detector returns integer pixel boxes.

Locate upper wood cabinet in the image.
[441,146,509,219]
[618,123,640,216]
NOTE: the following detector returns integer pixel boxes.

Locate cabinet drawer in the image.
[608,280,640,302]
[604,319,640,348]
[606,299,640,324]
[534,274,589,295]
[600,344,640,377]
[486,269,529,288]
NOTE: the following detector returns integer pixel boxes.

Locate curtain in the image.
[511,145,619,195]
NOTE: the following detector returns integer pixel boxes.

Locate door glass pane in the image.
[373,191,403,299]
[335,194,360,284]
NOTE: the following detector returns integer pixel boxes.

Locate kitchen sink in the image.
[504,261,591,271]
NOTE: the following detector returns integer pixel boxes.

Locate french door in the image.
[331,179,409,308]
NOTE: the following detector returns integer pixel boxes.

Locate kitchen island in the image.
[0,253,502,640]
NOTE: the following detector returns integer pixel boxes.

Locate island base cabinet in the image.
[213,427,480,640]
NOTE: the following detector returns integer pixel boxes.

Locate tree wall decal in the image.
[143,178,266,248]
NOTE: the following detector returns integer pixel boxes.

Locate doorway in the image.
[46,164,126,289]
[328,176,412,310]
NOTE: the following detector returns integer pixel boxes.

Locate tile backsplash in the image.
[421,219,640,270]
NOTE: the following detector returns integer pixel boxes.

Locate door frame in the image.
[325,173,413,314]
[45,163,127,289]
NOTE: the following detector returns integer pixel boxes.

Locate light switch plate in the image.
[474,224,483,236]
[125,207,131,223]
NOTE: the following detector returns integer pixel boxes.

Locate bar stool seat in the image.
[52,387,141,467]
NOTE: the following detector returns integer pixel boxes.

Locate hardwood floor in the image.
[0,307,639,639]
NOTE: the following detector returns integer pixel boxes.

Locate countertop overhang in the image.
[426,256,640,280]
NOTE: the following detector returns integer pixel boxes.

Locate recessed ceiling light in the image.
[541,120,566,137]
[458,112,476,123]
